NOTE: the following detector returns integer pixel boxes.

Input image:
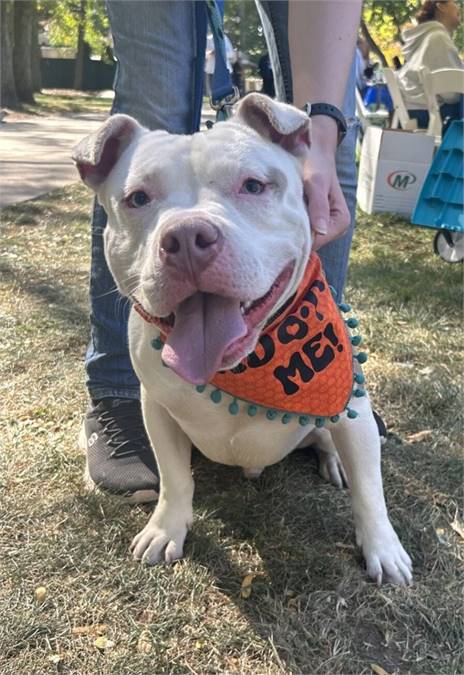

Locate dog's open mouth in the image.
[141,261,295,385]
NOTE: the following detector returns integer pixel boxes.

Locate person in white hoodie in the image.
[397,0,463,129]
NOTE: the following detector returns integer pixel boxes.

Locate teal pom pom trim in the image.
[330,415,340,423]
[229,400,239,415]
[351,335,363,346]
[346,317,359,329]
[151,338,163,350]
[354,373,365,384]
[266,409,278,420]
[338,303,352,313]
[315,417,325,428]
[281,413,292,424]
[355,352,368,364]
[196,385,206,393]
[347,408,358,419]
[354,388,366,397]
[210,389,222,403]
[247,405,258,417]
[299,415,310,426]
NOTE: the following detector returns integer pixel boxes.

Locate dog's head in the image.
[73,93,312,384]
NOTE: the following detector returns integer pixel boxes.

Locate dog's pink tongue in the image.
[162,292,247,385]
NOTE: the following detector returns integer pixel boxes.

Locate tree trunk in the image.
[1,0,18,108]
[30,0,41,92]
[14,0,35,103]
[73,0,87,90]
[361,19,388,68]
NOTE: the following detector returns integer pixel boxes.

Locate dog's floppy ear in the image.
[234,93,310,154]
[72,114,143,189]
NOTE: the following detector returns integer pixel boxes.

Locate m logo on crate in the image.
[387,170,417,191]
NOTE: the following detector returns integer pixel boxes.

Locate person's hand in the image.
[301,115,351,251]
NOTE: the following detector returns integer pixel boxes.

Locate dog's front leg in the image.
[131,392,193,565]
[330,397,412,585]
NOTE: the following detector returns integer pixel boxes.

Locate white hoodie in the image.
[397,21,462,109]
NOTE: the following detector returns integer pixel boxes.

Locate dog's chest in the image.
[130,318,310,468]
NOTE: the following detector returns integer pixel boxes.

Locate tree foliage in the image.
[224,0,266,62]
[39,0,110,59]
[363,0,463,66]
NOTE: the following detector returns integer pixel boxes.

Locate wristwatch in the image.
[303,102,347,146]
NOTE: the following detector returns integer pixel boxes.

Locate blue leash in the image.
[204,0,239,121]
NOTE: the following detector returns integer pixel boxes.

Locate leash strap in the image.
[205,0,239,121]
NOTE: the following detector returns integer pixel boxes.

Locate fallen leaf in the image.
[240,573,256,599]
[406,430,433,443]
[418,366,434,375]
[48,654,62,664]
[72,624,107,636]
[450,517,464,540]
[370,664,390,675]
[195,640,206,650]
[94,636,114,651]
[137,630,152,654]
[34,586,47,603]
[435,528,447,544]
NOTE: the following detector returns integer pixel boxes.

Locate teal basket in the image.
[412,120,463,233]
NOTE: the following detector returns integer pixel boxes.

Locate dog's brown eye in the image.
[127,191,150,208]
[241,179,265,195]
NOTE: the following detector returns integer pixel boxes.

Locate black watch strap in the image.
[303,102,347,146]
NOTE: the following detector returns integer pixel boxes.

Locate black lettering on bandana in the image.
[303,332,334,372]
[247,334,275,368]
[277,315,308,344]
[273,352,314,395]
[304,278,325,320]
[230,362,247,374]
[323,322,342,351]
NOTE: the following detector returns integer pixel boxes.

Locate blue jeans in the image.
[86,0,358,401]
[409,96,464,136]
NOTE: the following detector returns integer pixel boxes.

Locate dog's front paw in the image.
[130,514,189,565]
[357,520,412,586]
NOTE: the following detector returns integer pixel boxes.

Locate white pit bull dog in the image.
[73,93,412,585]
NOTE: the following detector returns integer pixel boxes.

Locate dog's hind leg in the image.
[313,430,348,489]
[296,428,347,489]
[242,467,264,479]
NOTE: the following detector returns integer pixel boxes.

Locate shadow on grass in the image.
[28,437,461,673]
[2,189,91,228]
[0,259,88,328]
[348,256,461,313]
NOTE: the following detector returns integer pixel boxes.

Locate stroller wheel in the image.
[433,230,464,264]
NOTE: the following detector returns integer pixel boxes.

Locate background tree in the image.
[31,0,42,92]
[73,0,88,89]
[13,0,36,104]
[1,1,18,108]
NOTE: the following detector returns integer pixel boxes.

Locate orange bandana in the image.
[140,253,368,426]
[210,253,356,419]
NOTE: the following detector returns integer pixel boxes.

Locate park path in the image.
[0,105,215,208]
[0,113,108,208]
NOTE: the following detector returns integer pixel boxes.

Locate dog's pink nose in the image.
[159,221,223,275]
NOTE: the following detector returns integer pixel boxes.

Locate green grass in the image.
[1,186,463,674]
[21,89,112,116]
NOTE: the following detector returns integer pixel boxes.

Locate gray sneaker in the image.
[79,398,159,504]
